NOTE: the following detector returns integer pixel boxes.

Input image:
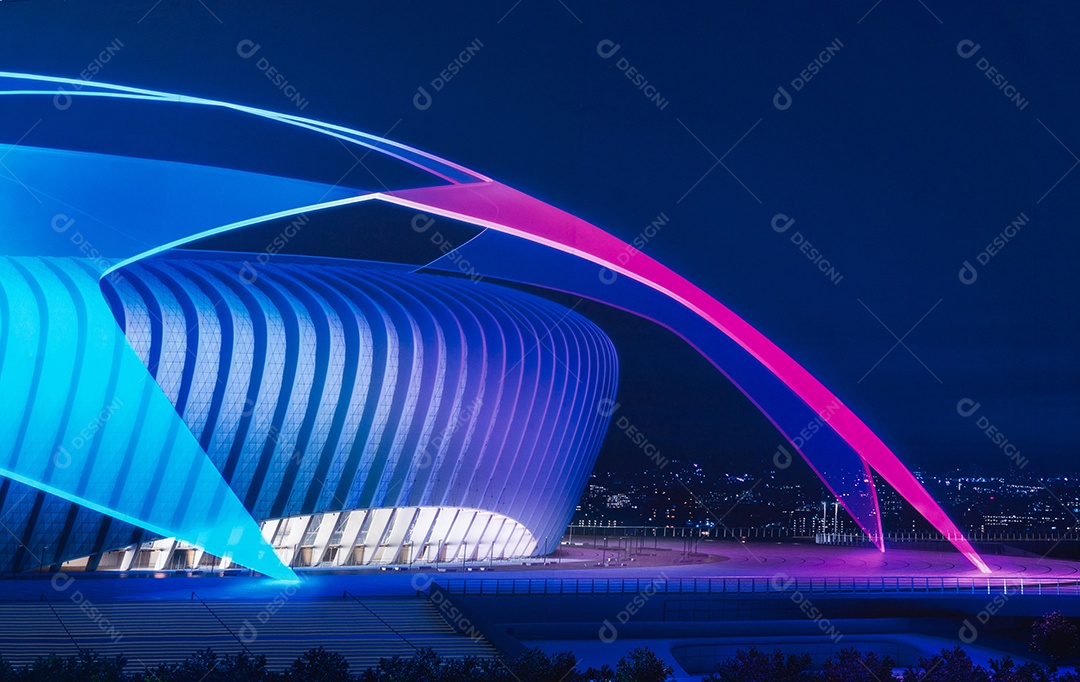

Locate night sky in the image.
[1,1,1077,478]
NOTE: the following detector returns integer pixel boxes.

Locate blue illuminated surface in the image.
[0,258,291,580]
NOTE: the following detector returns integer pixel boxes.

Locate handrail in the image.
[190,591,254,657]
[342,589,420,653]
[39,592,83,654]
[436,576,1080,597]
[564,525,1080,544]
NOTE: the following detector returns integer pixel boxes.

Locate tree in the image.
[702,648,816,682]
[23,651,130,682]
[986,656,1049,682]
[211,651,274,682]
[360,647,526,682]
[156,648,219,682]
[285,647,350,682]
[1030,611,1078,671]
[821,648,895,682]
[360,648,443,682]
[581,663,616,681]
[613,647,673,682]
[502,647,580,682]
[143,648,277,682]
[901,647,989,682]
[440,655,505,682]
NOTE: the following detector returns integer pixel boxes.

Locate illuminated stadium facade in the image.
[0,254,615,573]
[0,71,991,579]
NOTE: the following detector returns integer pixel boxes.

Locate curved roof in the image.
[0,72,990,573]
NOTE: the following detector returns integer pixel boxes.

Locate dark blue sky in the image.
[2,0,1077,476]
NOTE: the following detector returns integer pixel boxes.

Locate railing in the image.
[190,591,254,656]
[342,589,420,653]
[818,531,1080,545]
[39,593,83,653]
[437,576,1080,597]
[566,525,789,540]
[565,525,1080,544]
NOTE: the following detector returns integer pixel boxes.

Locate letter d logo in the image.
[773,445,793,469]
[773,86,792,111]
[413,86,433,111]
[411,213,434,233]
[239,262,259,284]
[956,40,980,59]
[958,260,978,285]
[411,573,434,591]
[53,87,72,111]
[51,214,75,233]
[236,39,261,59]
[596,40,620,59]
[598,619,618,643]
[239,620,258,643]
[956,398,980,418]
[769,572,793,591]
[51,572,74,592]
[771,214,795,233]
[54,446,73,470]
[597,399,620,418]
[958,619,978,643]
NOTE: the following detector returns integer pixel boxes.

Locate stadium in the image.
[0,71,990,582]
[0,253,617,574]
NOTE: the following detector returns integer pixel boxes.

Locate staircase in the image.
[0,594,498,672]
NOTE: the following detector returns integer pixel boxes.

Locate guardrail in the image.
[565,526,1080,544]
[437,576,1080,597]
[817,532,1080,545]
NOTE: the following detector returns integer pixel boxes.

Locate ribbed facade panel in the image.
[0,254,617,570]
[0,256,278,576]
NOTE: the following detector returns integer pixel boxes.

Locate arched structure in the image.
[0,72,990,575]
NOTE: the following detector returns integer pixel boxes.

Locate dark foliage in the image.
[1032,612,1079,671]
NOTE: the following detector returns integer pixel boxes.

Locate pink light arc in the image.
[379,181,992,574]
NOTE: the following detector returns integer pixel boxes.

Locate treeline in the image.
[3,646,1079,682]
[0,646,669,682]
[0,645,1076,682]
[0,611,1076,681]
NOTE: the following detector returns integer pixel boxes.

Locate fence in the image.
[565,525,1080,545]
[438,576,1080,597]
[567,525,790,540]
